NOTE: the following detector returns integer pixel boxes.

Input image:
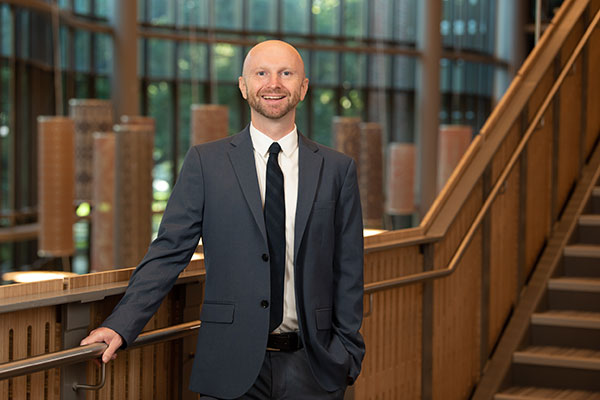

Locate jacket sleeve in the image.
[332,159,365,384]
[101,146,204,347]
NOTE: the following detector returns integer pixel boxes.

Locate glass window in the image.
[94,33,113,74]
[313,0,340,35]
[215,0,243,30]
[395,0,417,42]
[147,39,175,78]
[95,76,110,99]
[342,52,366,87]
[311,88,335,146]
[60,26,69,69]
[313,49,338,85]
[16,10,30,59]
[371,0,393,40]
[394,56,416,90]
[0,64,10,211]
[369,54,392,88]
[74,0,91,15]
[95,0,109,19]
[217,85,242,134]
[177,42,207,80]
[248,0,277,32]
[340,88,364,117]
[282,0,309,34]
[178,83,205,165]
[148,81,175,185]
[1,5,12,57]
[343,0,367,37]
[75,73,91,97]
[213,43,242,82]
[177,0,209,27]
[149,0,175,25]
[74,30,91,72]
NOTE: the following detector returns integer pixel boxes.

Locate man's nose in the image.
[266,74,281,87]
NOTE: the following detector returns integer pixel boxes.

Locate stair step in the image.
[511,346,600,391]
[548,277,600,292]
[592,187,600,214]
[532,310,600,329]
[513,346,600,370]
[530,313,600,349]
[495,386,600,399]
[564,244,600,258]
[563,245,600,278]
[575,218,600,244]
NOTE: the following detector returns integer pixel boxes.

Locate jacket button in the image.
[262,253,269,262]
[261,300,269,308]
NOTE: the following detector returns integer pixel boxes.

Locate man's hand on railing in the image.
[80,328,123,364]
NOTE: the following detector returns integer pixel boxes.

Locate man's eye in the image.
[257,71,266,76]
[282,71,291,76]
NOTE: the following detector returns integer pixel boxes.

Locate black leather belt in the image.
[267,332,303,352]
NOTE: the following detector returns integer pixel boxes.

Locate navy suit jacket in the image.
[102,126,365,398]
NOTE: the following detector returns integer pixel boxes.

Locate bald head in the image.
[242,40,306,79]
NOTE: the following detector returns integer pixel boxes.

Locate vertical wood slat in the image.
[556,19,584,218]
[432,182,483,400]
[487,121,521,352]
[0,307,60,400]
[353,246,423,400]
[524,67,555,278]
[584,17,600,158]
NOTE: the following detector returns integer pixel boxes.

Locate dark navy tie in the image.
[265,142,285,332]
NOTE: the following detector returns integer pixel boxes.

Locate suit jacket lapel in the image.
[228,127,268,245]
[294,133,323,258]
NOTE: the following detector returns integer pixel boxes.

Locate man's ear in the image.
[238,76,248,99]
[300,78,309,101]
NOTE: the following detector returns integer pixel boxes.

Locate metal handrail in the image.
[0,320,201,381]
[364,7,600,296]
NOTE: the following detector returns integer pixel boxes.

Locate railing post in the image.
[421,243,434,400]
[60,302,91,400]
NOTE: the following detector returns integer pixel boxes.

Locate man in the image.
[81,40,365,399]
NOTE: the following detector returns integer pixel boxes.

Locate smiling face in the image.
[239,41,309,133]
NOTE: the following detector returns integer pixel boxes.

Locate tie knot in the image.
[268,142,282,155]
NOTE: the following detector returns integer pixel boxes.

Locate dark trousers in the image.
[199,348,346,399]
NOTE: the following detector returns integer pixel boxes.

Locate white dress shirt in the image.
[249,122,299,333]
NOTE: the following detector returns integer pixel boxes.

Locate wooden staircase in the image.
[494,185,600,399]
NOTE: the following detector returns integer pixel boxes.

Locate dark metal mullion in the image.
[172,31,180,182]
[334,0,344,117]
[89,28,96,98]
[306,0,315,139]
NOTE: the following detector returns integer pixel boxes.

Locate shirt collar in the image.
[249,122,298,158]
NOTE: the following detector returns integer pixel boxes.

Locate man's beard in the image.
[247,88,301,120]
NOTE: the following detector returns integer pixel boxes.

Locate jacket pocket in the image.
[315,307,332,330]
[200,302,235,324]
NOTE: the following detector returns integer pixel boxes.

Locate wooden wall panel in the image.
[488,123,521,352]
[584,22,600,158]
[354,246,423,399]
[557,22,584,217]
[0,307,60,400]
[524,68,554,278]
[432,182,483,400]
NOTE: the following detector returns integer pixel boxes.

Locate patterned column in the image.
[437,125,473,193]
[359,122,384,228]
[190,104,229,146]
[91,132,116,272]
[68,99,113,203]
[386,143,416,215]
[113,122,155,268]
[37,116,75,257]
[333,116,361,169]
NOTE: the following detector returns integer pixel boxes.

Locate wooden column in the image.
[386,143,416,215]
[333,116,361,170]
[360,122,384,228]
[37,116,75,257]
[114,122,155,268]
[437,125,473,193]
[68,99,114,204]
[91,132,116,272]
[190,104,229,146]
